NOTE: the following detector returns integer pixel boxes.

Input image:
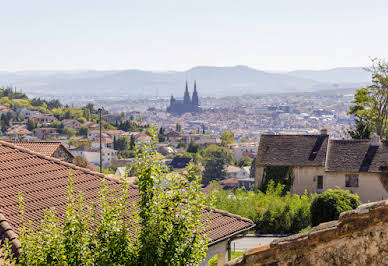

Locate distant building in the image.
[167,81,201,115]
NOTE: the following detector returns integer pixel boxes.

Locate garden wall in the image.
[227,200,388,265]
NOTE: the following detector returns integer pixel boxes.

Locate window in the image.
[317,175,323,189]
[345,174,359,187]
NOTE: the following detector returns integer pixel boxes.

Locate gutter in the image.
[207,223,256,247]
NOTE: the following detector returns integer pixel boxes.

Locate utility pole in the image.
[98,108,102,173]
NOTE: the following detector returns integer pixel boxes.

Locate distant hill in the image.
[287,67,370,84]
[0,66,371,99]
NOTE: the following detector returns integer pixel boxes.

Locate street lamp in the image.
[98,108,102,173]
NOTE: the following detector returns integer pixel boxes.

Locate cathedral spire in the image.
[184,80,191,104]
[192,81,199,110]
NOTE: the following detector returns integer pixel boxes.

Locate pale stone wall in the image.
[255,165,388,202]
[201,240,228,266]
[52,147,74,163]
[255,166,324,194]
[324,172,388,203]
[227,200,388,266]
[291,166,324,194]
[255,167,264,188]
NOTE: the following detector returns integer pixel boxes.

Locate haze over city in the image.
[2,0,388,72]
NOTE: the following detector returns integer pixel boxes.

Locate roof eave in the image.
[207,223,256,247]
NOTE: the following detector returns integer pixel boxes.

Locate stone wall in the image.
[227,200,388,266]
[53,146,74,163]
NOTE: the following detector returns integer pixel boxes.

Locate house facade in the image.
[255,131,388,203]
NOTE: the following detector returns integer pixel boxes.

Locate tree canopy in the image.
[201,145,233,185]
[220,130,236,145]
[348,58,388,138]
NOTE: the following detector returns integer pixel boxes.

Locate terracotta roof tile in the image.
[0,141,253,248]
[9,141,73,158]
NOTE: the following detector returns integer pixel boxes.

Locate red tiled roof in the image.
[9,141,73,158]
[0,141,253,249]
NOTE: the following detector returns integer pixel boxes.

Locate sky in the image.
[1,0,388,72]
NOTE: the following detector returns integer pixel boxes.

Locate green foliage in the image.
[211,181,314,234]
[348,58,388,138]
[135,128,210,265]
[0,87,27,100]
[220,130,236,146]
[0,112,14,132]
[158,127,166,142]
[236,156,252,167]
[208,252,244,266]
[118,120,141,132]
[3,129,210,265]
[261,166,294,194]
[201,145,233,185]
[187,142,200,153]
[78,126,89,136]
[77,117,87,124]
[347,118,372,139]
[310,189,361,226]
[130,135,136,150]
[115,136,130,151]
[49,120,63,128]
[177,142,187,149]
[62,127,76,138]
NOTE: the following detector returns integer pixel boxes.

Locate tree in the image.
[77,117,87,124]
[78,126,89,136]
[136,131,209,264]
[115,136,130,151]
[346,118,372,139]
[348,58,388,138]
[220,130,236,146]
[62,127,76,138]
[201,145,233,185]
[310,189,361,226]
[239,137,248,143]
[158,127,166,142]
[130,135,136,150]
[26,118,37,131]
[236,156,252,167]
[187,142,200,153]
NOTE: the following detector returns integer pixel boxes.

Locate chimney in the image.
[370,134,381,146]
[320,128,328,135]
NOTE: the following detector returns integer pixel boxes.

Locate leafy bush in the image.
[261,166,294,194]
[3,129,210,265]
[211,181,314,234]
[310,189,361,226]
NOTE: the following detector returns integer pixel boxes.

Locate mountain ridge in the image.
[0,66,370,98]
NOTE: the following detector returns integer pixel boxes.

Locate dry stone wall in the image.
[227,200,388,266]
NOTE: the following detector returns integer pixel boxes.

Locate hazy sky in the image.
[2,0,388,71]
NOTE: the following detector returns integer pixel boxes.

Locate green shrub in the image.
[211,181,315,234]
[310,189,361,226]
[3,129,210,265]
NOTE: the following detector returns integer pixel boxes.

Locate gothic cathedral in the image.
[167,81,201,115]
